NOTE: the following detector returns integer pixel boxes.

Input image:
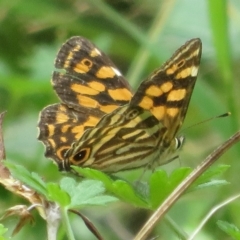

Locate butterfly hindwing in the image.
[38,104,101,163]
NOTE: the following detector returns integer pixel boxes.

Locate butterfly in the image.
[38,36,202,173]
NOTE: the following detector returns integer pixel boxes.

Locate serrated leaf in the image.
[149,170,169,209]
[149,168,191,209]
[70,180,105,207]
[192,180,229,191]
[168,167,191,187]
[192,165,229,186]
[5,162,47,196]
[112,180,149,208]
[31,172,47,190]
[60,177,77,198]
[72,167,114,190]
[71,195,118,208]
[65,179,118,208]
[217,220,240,239]
[189,165,230,192]
[86,195,118,205]
[73,167,149,208]
[46,183,70,207]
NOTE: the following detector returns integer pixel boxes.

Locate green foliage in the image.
[46,182,71,207]
[217,220,240,240]
[1,0,240,239]
[74,165,229,210]
[5,162,48,196]
[0,224,8,240]
[189,165,230,191]
[59,178,117,208]
[3,162,231,239]
[74,167,148,208]
[6,163,118,209]
[149,168,191,209]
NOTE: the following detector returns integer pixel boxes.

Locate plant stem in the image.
[164,215,189,240]
[45,203,61,240]
[61,208,75,240]
[134,131,240,240]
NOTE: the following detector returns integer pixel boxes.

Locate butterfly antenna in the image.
[182,112,231,132]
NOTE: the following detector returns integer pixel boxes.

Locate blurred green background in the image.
[0,0,240,239]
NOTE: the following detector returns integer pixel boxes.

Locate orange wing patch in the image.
[38,36,201,173]
[38,36,133,166]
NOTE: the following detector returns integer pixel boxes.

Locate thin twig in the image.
[134,131,240,240]
[0,111,10,178]
[0,111,6,160]
[164,215,189,240]
[188,193,240,240]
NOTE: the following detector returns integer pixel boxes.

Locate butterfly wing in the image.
[130,38,202,142]
[64,38,202,172]
[53,37,133,115]
[38,37,133,165]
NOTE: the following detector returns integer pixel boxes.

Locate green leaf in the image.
[192,180,229,191]
[149,168,191,209]
[59,177,77,198]
[0,224,7,235]
[59,177,118,209]
[70,180,106,207]
[217,220,240,240]
[73,167,149,208]
[74,195,118,207]
[112,180,149,208]
[5,162,47,196]
[189,165,230,191]
[46,182,70,207]
[168,167,192,187]
[71,165,229,210]
[31,172,48,190]
[72,167,114,190]
[71,180,118,208]
[149,170,169,209]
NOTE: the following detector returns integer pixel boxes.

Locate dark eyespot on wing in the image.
[38,103,102,164]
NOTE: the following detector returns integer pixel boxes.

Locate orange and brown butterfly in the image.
[38,36,202,173]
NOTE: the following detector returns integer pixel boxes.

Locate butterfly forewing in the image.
[53,37,133,115]
[131,38,201,139]
[38,37,133,165]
